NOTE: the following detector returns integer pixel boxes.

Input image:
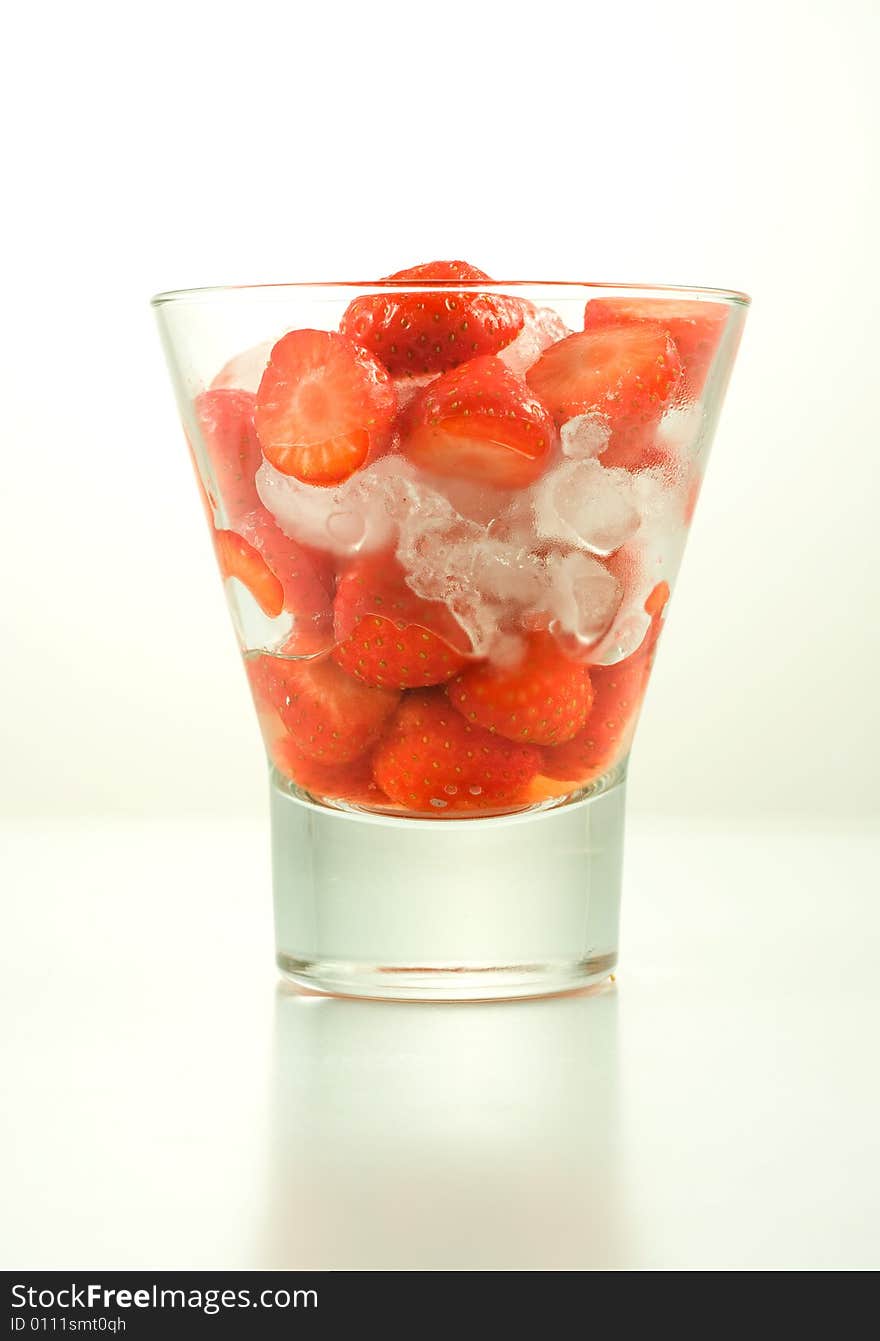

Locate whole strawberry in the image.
[333,555,470,689]
[248,670,387,804]
[541,582,670,779]
[195,388,262,522]
[373,690,541,813]
[246,653,398,765]
[446,632,594,746]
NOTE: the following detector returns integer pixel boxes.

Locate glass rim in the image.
[151,278,751,308]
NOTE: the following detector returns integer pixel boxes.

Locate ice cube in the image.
[396,506,493,653]
[626,465,689,569]
[471,538,547,608]
[487,631,528,669]
[396,495,550,660]
[541,550,622,649]
[498,305,571,377]
[395,465,625,659]
[560,412,611,461]
[421,474,514,528]
[656,402,704,456]
[531,459,640,557]
[589,466,690,665]
[211,340,275,393]
[393,372,438,411]
[256,456,427,559]
[592,608,652,665]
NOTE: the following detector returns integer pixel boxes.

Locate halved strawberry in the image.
[246,653,399,765]
[339,261,525,377]
[525,326,682,471]
[541,582,670,780]
[254,329,396,486]
[214,530,284,618]
[372,690,541,813]
[236,510,334,654]
[583,297,727,398]
[446,631,594,747]
[644,579,670,620]
[400,355,555,488]
[333,555,470,689]
[195,389,263,521]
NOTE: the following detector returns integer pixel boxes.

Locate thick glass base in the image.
[270,768,626,1003]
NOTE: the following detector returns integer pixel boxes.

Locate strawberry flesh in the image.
[401,355,555,488]
[583,297,728,398]
[255,329,396,486]
[525,326,682,471]
[214,530,284,618]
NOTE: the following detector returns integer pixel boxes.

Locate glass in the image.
[153,275,748,1000]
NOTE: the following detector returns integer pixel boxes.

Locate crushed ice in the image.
[528,459,641,557]
[256,448,694,665]
[498,306,571,377]
[211,340,275,393]
[560,412,611,461]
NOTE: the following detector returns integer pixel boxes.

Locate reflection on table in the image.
[261,984,633,1270]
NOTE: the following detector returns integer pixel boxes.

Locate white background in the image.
[3,0,880,1277]
[3,0,878,825]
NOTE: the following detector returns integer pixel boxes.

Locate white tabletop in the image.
[2,817,878,1271]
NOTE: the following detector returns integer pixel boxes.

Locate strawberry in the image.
[235,510,334,654]
[247,664,386,803]
[214,529,284,618]
[195,389,263,521]
[525,326,682,471]
[583,297,727,399]
[400,355,555,488]
[372,690,541,813]
[246,653,399,765]
[333,555,470,689]
[339,261,525,377]
[643,579,670,620]
[254,329,396,486]
[446,631,594,746]
[271,735,387,805]
[541,582,670,780]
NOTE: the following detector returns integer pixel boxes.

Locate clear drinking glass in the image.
[153,276,748,1000]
